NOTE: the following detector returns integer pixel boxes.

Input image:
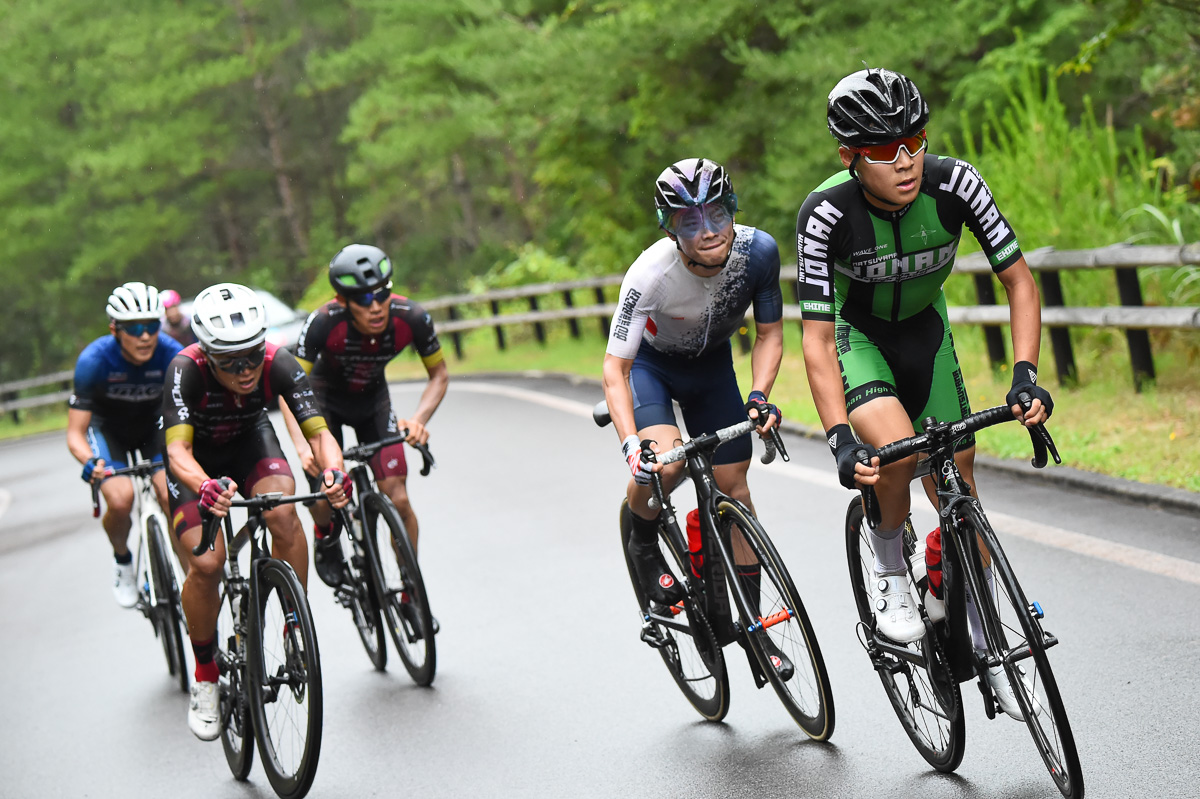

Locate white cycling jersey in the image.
[606,224,783,360]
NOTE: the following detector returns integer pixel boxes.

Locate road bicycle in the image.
[329,432,437,685]
[844,401,1083,798]
[594,402,835,739]
[91,458,188,692]
[194,489,325,799]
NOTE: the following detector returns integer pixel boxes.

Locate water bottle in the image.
[912,528,946,623]
[685,509,703,579]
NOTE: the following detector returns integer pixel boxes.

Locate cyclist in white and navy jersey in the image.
[602,157,793,679]
[66,282,183,607]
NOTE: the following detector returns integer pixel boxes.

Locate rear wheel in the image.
[364,492,436,686]
[147,517,188,692]
[620,501,730,722]
[218,588,254,781]
[718,499,834,740]
[341,517,387,671]
[961,504,1084,798]
[249,560,323,799]
[846,499,964,772]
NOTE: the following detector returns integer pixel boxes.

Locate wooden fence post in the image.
[445,305,464,360]
[1038,272,1077,385]
[3,391,19,424]
[562,290,580,339]
[1115,267,1155,390]
[595,287,609,336]
[528,296,546,345]
[490,300,506,351]
[972,273,1008,369]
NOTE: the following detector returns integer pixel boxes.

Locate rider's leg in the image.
[178,520,227,681]
[152,468,190,575]
[98,476,135,557]
[379,475,417,554]
[849,396,919,572]
[255,474,308,593]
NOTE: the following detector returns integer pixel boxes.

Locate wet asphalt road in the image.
[1,374,1198,798]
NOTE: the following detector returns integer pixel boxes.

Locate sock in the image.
[871,522,907,576]
[736,565,762,619]
[192,637,219,683]
[629,511,659,548]
[114,550,133,565]
[313,522,333,541]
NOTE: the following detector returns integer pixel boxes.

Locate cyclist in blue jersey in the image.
[602,158,791,678]
[66,282,183,607]
[796,69,1053,719]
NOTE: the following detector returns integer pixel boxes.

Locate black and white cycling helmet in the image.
[190,283,268,354]
[827,68,929,148]
[328,244,394,295]
[106,281,162,322]
[653,158,736,227]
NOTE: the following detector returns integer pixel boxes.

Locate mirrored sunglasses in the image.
[209,346,266,374]
[118,320,161,337]
[850,130,927,164]
[346,284,392,308]
[659,193,738,239]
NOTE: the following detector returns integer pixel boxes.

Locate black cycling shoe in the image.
[398,598,437,641]
[627,535,685,607]
[760,637,795,682]
[313,536,346,588]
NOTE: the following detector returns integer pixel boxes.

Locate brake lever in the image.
[856,445,882,529]
[1017,391,1061,468]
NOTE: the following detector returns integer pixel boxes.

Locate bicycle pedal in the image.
[639,620,670,649]
[1029,601,1045,619]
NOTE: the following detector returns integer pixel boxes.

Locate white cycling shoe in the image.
[112,561,138,609]
[870,574,926,643]
[986,664,1043,720]
[188,681,221,741]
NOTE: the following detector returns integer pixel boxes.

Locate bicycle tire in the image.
[620,501,730,722]
[364,492,436,686]
[959,504,1084,798]
[342,518,387,671]
[218,587,254,781]
[718,498,834,740]
[845,499,964,772]
[147,517,189,692]
[249,559,323,799]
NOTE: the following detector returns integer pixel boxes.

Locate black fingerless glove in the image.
[1005,361,1054,418]
[827,424,876,490]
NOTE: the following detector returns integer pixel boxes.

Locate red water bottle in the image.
[925,527,943,597]
[686,509,703,578]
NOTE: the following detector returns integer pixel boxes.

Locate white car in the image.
[179,288,307,352]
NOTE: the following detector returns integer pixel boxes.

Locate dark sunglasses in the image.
[118,320,161,337]
[209,346,267,374]
[345,285,392,308]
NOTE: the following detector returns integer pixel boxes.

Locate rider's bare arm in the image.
[403,358,449,446]
[996,257,1049,426]
[279,397,317,477]
[66,408,96,466]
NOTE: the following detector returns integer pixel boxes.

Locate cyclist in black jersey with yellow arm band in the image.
[162,282,351,742]
[286,244,448,592]
[796,70,1053,716]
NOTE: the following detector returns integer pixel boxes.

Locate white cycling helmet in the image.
[190,283,268,354]
[106,281,163,322]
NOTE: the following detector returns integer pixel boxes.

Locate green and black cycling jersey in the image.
[796,154,1022,325]
[796,155,1024,443]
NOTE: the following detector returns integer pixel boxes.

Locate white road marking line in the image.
[422,380,1200,586]
[0,488,10,522]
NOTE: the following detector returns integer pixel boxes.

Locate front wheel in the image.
[961,504,1084,798]
[846,499,964,772]
[620,501,730,722]
[364,492,436,686]
[147,516,189,693]
[718,499,834,740]
[249,560,323,799]
[341,518,387,671]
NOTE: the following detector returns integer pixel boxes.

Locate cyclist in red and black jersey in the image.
[162,282,351,742]
[289,244,448,591]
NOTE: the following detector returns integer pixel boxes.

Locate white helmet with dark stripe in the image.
[190,283,268,354]
[106,281,163,322]
[653,158,736,228]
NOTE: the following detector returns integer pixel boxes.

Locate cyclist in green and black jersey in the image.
[796,68,1053,719]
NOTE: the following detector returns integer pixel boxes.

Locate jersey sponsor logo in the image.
[106,383,163,401]
[107,372,128,382]
[993,239,1019,264]
[269,462,280,470]
[170,369,189,421]
[658,574,675,589]
[837,243,957,283]
[802,300,832,314]
[612,288,642,342]
[937,162,1012,248]
[387,458,399,470]
[799,200,843,298]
